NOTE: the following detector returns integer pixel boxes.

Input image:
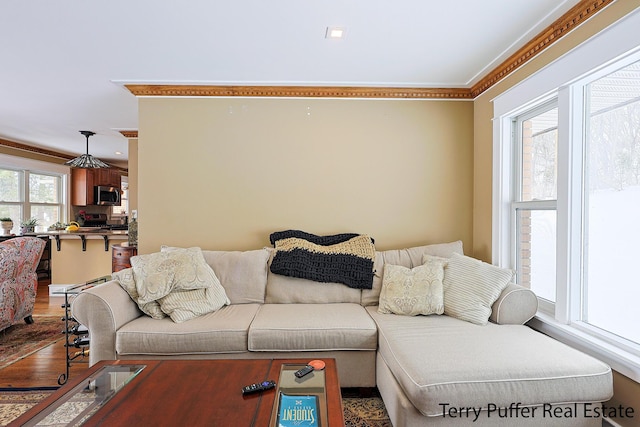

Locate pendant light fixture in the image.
[64,130,110,168]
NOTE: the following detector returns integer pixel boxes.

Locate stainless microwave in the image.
[94,186,121,206]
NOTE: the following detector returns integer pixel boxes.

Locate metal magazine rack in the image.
[55,275,111,385]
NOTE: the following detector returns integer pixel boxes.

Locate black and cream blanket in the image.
[269,230,376,289]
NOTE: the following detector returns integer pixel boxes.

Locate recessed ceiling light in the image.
[325,27,346,39]
[115,151,123,155]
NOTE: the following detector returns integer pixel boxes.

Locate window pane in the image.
[112,180,128,216]
[583,59,640,345]
[29,173,60,203]
[0,169,22,202]
[517,209,556,302]
[0,204,22,234]
[30,205,60,232]
[520,108,558,201]
[112,198,128,216]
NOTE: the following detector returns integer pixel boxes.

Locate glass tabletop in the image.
[23,364,145,427]
[270,364,328,427]
[50,275,111,296]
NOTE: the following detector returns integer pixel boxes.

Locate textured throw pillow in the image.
[443,253,514,325]
[131,247,224,304]
[113,268,166,319]
[377,258,446,316]
[158,286,229,323]
[126,247,230,322]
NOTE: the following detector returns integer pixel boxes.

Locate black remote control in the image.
[294,365,314,378]
[242,380,276,395]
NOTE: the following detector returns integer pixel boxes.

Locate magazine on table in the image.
[277,393,319,427]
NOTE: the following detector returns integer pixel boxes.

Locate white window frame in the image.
[510,101,558,315]
[492,8,640,382]
[0,153,70,227]
[26,170,64,220]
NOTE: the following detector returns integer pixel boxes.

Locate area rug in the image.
[0,316,63,370]
[343,395,392,427]
[0,388,57,426]
[0,388,392,426]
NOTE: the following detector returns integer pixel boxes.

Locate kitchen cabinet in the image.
[71,168,95,206]
[97,168,121,188]
[71,168,121,206]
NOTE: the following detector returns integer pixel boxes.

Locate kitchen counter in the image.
[16,230,129,284]
[25,230,128,251]
[28,231,130,285]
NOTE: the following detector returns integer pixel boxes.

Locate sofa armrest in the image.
[489,283,538,325]
[71,280,142,366]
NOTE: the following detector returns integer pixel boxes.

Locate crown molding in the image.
[0,138,73,161]
[470,0,615,97]
[124,0,614,101]
[125,85,473,99]
[119,130,139,139]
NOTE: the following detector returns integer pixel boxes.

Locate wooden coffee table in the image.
[12,358,345,426]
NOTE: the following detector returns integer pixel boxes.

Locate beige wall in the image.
[612,371,640,427]
[472,1,640,424]
[137,97,473,254]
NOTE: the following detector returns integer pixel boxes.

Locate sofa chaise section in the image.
[368,307,613,426]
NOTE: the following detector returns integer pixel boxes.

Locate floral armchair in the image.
[0,237,46,331]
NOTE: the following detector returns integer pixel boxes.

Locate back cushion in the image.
[361,240,464,306]
[201,249,270,304]
[265,248,362,304]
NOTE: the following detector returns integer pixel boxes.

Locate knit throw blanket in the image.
[270,230,376,289]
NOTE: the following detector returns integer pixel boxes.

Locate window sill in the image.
[528,312,640,383]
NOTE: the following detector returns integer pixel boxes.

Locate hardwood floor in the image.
[1,280,91,388]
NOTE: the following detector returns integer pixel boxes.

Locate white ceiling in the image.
[0,0,582,167]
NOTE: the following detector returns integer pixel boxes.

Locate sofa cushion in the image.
[441,253,514,325]
[116,304,260,355]
[362,240,464,306]
[200,249,270,305]
[248,303,377,351]
[265,248,361,304]
[377,258,445,316]
[367,306,613,417]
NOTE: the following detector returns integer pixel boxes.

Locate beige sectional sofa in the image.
[72,240,613,426]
